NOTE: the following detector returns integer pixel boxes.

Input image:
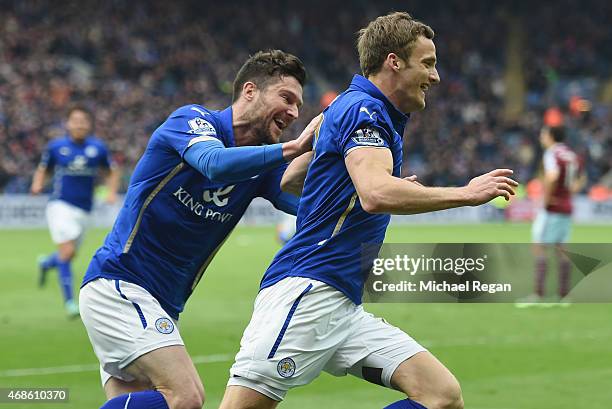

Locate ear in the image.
[386,53,402,72]
[241,81,258,101]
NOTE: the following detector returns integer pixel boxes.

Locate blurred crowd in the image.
[1,0,610,193]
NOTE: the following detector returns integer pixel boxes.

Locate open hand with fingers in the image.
[464,169,519,205]
[283,114,323,160]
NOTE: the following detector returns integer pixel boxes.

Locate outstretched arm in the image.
[184,141,288,184]
[183,116,318,184]
[102,165,122,204]
[345,147,518,215]
[30,166,49,195]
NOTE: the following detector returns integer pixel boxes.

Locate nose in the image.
[287,104,299,120]
[430,68,440,84]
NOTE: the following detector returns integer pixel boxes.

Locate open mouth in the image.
[273,119,286,131]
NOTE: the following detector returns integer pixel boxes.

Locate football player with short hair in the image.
[31,106,120,318]
[220,13,517,409]
[518,125,585,307]
[79,49,319,409]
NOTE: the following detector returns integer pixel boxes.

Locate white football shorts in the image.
[79,278,184,386]
[45,200,88,244]
[532,209,572,244]
[228,277,426,401]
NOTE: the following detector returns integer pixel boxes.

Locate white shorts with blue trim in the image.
[79,278,183,386]
[45,200,88,244]
[228,277,426,401]
[532,210,572,244]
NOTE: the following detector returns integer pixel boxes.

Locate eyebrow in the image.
[281,89,304,107]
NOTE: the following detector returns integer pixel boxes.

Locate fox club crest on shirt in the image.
[68,155,88,170]
[155,317,175,334]
[187,117,217,136]
[351,127,384,147]
[277,357,296,378]
[85,145,99,158]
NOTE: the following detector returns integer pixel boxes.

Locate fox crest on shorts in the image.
[277,357,296,378]
[155,317,175,334]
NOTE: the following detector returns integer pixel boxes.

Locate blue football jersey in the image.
[82,105,294,319]
[40,135,113,212]
[261,75,408,304]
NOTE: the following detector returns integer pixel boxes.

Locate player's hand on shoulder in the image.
[296,113,323,152]
[464,169,518,205]
[284,114,323,160]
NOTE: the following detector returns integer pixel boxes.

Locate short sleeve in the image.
[336,101,393,157]
[156,105,223,158]
[543,149,559,173]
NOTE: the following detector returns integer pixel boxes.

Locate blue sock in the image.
[56,259,74,303]
[384,399,428,409]
[42,252,59,270]
[100,391,169,409]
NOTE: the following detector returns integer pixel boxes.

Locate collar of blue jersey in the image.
[349,74,409,132]
[218,106,236,147]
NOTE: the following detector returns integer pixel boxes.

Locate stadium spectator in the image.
[1,0,609,195]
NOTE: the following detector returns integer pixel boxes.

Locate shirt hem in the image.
[260,272,362,305]
[81,273,181,320]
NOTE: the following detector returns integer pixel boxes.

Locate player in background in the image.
[79,50,319,409]
[219,13,518,409]
[31,106,120,318]
[517,126,585,307]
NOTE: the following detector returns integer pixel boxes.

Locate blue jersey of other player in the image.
[82,105,297,319]
[261,75,407,304]
[40,135,113,212]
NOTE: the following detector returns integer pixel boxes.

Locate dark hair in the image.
[548,126,566,142]
[67,105,93,121]
[232,50,306,102]
[357,11,435,77]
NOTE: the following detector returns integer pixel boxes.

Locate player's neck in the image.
[69,136,87,145]
[545,142,559,150]
[367,74,404,114]
[231,103,263,147]
[233,130,260,147]
[232,121,259,147]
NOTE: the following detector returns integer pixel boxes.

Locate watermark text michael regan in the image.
[371,280,512,294]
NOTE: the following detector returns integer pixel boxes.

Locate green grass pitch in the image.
[0,224,611,408]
